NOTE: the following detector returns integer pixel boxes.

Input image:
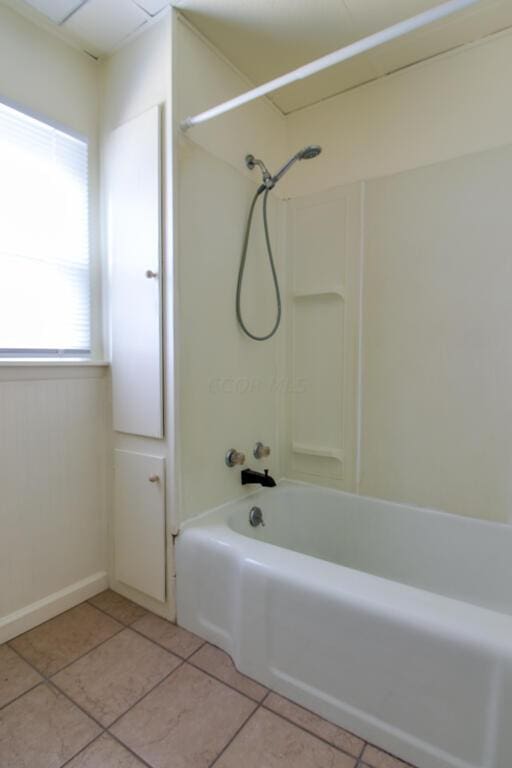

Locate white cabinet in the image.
[114,449,166,602]
[109,105,164,438]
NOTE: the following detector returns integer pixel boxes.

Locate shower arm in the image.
[180,0,479,132]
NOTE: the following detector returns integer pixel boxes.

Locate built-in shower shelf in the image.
[292,286,345,301]
[292,443,344,462]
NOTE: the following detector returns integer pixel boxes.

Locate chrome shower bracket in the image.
[245,154,273,188]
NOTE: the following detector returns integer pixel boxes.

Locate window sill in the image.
[0,359,110,367]
[0,360,110,382]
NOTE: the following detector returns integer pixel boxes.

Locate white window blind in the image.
[0,101,90,357]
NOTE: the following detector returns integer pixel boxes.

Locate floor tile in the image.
[52,628,180,726]
[264,692,364,757]
[0,683,100,768]
[66,733,147,767]
[189,643,268,701]
[0,644,42,708]
[132,613,203,658]
[111,663,256,768]
[214,707,357,768]
[89,590,147,626]
[361,745,413,768]
[10,603,122,676]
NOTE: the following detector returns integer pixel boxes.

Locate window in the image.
[0,100,90,357]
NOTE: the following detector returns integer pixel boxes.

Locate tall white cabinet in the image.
[107,106,168,609]
[109,106,164,439]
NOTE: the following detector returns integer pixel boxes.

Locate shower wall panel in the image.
[285,185,362,490]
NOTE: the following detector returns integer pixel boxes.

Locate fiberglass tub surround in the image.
[176,481,512,768]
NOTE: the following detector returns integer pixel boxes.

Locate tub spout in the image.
[241,468,276,487]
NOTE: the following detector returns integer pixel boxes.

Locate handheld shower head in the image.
[298,145,322,160]
[245,145,322,189]
[271,145,322,185]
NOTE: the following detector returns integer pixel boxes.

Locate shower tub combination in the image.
[176,481,512,768]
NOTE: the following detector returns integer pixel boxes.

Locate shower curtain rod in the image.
[180,0,479,132]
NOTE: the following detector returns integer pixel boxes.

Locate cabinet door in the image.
[114,449,166,601]
[109,105,163,438]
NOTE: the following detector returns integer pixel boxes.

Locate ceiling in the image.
[0,0,170,55]
[177,0,512,112]
[3,0,512,112]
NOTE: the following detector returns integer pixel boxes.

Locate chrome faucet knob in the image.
[253,442,271,459]
[225,449,246,468]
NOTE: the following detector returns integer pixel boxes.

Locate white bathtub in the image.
[176,481,512,768]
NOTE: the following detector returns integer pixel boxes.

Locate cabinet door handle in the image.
[148,474,160,483]
[145,270,158,279]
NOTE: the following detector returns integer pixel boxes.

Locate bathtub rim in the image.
[179,478,512,535]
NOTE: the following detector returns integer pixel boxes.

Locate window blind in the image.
[0,101,90,356]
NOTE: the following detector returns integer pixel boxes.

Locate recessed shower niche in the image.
[286,184,362,489]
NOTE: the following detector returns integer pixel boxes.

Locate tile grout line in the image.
[107,730,160,768]
[5,601,105,642]
[128,621,207,660]
[86,597,209,662]
[59,732,106,768]
[357,732,367,761]
[9,621,126,679]
[58,729,156,768]
[104,658,265,766]
[208,690,363,768]
[185,656,268,704]
[84,598,149,627]
[105,659,186,730]
[0,676,105,768]
[53,660,188,765]
[208,699,264,768]
[259,699,367,762]
[0,678,43,713]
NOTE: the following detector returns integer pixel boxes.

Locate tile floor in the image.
[0,590,416,768]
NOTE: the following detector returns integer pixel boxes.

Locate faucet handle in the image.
[253,442,271,460]
[225,449,246,468]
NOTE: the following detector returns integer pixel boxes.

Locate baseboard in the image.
[0,571,108,644]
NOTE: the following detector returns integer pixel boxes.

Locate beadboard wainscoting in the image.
[0,365,110,643]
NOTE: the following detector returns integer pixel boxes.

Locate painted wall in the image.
[174,16,286,522]
[282,29,512,523]
[285,29,512,198]
[0,6,110,640]
[100,16,176,617]
[175,15,288,198]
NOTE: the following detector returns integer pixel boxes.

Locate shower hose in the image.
[236,185,281,341]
